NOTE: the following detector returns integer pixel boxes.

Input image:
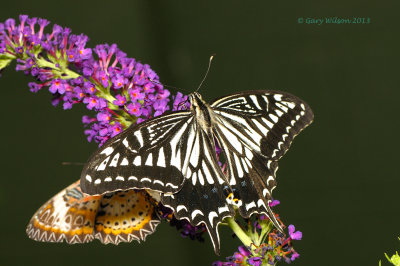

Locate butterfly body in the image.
[190,92,216,130]
[80,90,314,254]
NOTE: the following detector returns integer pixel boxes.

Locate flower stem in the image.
[225,217,253,248]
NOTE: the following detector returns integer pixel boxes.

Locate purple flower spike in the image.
[288,224,302,240]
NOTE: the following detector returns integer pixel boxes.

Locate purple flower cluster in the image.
[0,15,185,145]
[214,201,302,266]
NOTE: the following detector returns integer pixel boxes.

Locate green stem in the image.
[225,217,253,248]
[36,57,80,79]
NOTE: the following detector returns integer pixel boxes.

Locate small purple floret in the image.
[49,79,66,94]
[288,224,302,240]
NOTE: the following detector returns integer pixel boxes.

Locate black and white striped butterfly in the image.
[80,90,313,254]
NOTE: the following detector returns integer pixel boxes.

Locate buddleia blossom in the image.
[213,201,302,265]
[0,15,175,146]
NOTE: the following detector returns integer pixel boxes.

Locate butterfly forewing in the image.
[211,90,314,160]
[26,180,160,244]
[81,111,192,195]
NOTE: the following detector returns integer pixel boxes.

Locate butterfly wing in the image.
[211,90,313,223]
[160,121,235,254]
[94,189,160,244]
[80,111,193,195]
[26,180,100,243]
[26,180,160,244]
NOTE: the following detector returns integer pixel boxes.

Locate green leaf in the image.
[0,55,13,70]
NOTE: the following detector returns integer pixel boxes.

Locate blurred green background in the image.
[1,1,399,265]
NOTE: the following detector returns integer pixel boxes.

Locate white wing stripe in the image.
[233,153,243,178]
[198,171,205,185]
[109,153,120,167]
[157,147,166,167]
[249,95,261,109]
[208,211,218,227]
[133,156,141,166]
[145,153,153,166]
[252,119,268,135]
[177,205,188,212]
[97,157,110,171]
[100,147,114,156]
[217,114,260,151]
[202,161,214,184]
[261,117,274,129]
[190,131,200,167]
[191,209,204,220]
[134,131,143,147]
[218,124,242,153]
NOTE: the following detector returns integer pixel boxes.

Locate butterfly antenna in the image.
[150,79,190,94]
[195,54,215,93]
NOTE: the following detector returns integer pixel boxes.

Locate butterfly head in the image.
[189,92,203,109]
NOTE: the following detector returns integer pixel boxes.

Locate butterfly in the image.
[80,90,314,254]
[26,180,160,244]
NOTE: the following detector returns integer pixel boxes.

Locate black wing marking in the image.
[160,123,235,255]
[211,90,313,226]
[80,111,194,195]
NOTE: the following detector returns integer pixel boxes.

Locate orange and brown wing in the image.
[94,190,160,244]
[26,180,160,244]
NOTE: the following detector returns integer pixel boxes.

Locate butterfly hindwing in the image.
[94,189,160,244]
[26,181,99,243]
[81,112,192,195]
[211,90,313,220]
[26,180,160,244]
